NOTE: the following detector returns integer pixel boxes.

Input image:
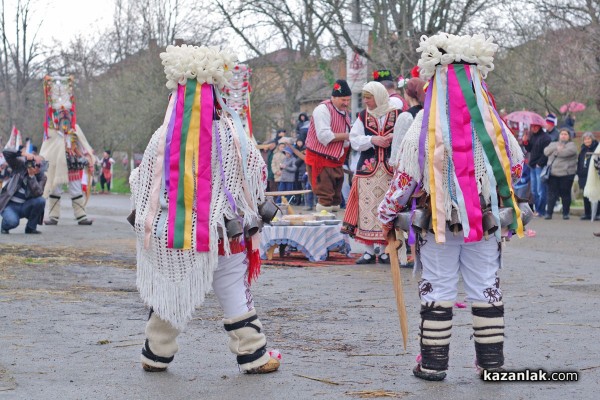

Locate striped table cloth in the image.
[260,225,351,262]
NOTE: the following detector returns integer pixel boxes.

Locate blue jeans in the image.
[275,181,295,204]
[1,197,46,231]
[530,166,547,216]
[302,174,314,207]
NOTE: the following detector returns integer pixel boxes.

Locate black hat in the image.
[373,69,393,82]
[332,79,352,97]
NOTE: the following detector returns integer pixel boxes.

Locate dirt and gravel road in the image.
[1,194,598,399]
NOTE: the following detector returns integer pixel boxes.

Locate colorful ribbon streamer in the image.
[164,81,214,251]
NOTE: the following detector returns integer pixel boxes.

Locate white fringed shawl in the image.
[131,108,266,330]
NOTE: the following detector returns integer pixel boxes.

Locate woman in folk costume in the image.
[379,33,528,381]
[130,45,280,374]
[40,76,95,226]
[342,81,402,264]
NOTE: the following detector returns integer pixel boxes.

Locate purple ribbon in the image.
[163,92,178,192]
[407,197,417,246]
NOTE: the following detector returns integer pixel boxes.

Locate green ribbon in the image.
[454,64,517,231]
[173,79,197,248]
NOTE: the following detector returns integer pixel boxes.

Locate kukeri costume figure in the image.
[378,33,529,380]
[130,45,280,374]
[40,76,95,226]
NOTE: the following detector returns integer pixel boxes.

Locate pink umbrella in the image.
[505,111,546,127]
[559,102,586,114]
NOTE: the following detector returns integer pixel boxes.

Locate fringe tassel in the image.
[246,236,261,285]
[136,237,218,331]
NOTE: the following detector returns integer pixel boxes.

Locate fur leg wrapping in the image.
[419,301,453,373]
[47,195,61,220]
[472,301,504,369]
[71,195,88,221]
[141,310,180,369]
[223,309,270,371]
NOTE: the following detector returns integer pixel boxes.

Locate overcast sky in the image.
[35,0,113,45]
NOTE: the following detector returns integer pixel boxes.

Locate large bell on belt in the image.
[225,217,244,239]
[395,212,412,232]
[412,209,431,233]
[244,218,262,238]
[394,208,431,233]
[518,202,533,226]
[498,207,513,228]
[258,198,279,223]
[449,209,462,233]
[481,209,498,236]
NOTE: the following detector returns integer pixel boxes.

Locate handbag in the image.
[540,164,551,183]
[540,153,556,183]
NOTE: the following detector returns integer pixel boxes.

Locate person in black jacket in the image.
[0,149,47,234]
[295,113,310,143]
[545,113,560,142]
[523,124,551,217]
[577,132,600,220]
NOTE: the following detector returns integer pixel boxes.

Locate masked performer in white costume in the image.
[379,33,530,381]
[40,76,95,226]
[130,45,280,374]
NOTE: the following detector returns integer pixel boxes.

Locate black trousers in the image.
[546,174,575,216]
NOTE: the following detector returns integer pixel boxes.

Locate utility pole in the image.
[350,0,361,121]
[345,0,370,122]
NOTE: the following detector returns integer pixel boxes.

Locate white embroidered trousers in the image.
[418,230,501,303]
[211,252,255,318]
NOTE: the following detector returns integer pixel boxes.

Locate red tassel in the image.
[411,66,420,78]
[246,237,262,285]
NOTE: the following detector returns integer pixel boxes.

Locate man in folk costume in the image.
[379,33,528,380]
[373,69,406,111]
[342,81,403,264]
[130,45,280,374]
[40,76,95,226]
[305,79,352,212]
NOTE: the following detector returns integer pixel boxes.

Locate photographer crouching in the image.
[0,148,47,234]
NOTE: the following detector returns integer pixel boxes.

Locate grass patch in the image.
[105,177,131,194]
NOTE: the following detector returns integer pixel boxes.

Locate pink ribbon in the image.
[194,84,213,252]
[447,65,482,242]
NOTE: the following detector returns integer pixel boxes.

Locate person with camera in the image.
[0,148,47,234]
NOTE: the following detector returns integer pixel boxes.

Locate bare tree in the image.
[76,43,168,171]
[323,0,502,78]
[0,0,45,138]
[529,0,600,112]
[215,0,341,139]
[107,0,187,64]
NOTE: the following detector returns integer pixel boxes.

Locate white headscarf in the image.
[362,81,395,118]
